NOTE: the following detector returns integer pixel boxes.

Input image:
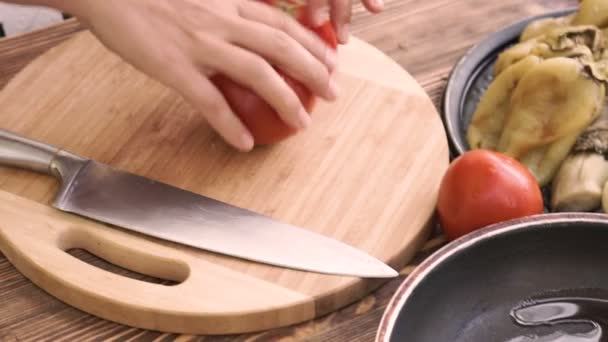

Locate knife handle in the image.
[0,128,84,180]
[0,128,58,174]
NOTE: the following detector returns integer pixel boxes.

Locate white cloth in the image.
[0,3,63,36]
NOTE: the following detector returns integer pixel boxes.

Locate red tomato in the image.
[262,0,338,47]
[210,0,338,146]
[311,22,338,48]
[436,149,544,241]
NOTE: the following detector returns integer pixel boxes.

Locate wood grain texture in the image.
[0,0,577,340]
[0,22,447,335]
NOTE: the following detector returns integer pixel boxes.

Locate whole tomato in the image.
[211,0,338,146]
[436,149,544,241]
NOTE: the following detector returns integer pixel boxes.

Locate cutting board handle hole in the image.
[64,248,184,286]
[59,228,190,286]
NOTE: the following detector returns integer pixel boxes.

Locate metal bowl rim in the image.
[375,212,608,342]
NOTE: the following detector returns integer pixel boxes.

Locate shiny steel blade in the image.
[53,161,398,278]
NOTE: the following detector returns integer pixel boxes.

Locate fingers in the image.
[330,0,352,43]
[307,0,330,26]
[229,18,338,102]
[362,0,385,13]
[238,0,337,72]
[313,0,384,44]
[197,36,313,132]
[171,63,255,152]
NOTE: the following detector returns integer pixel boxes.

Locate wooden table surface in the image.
[0,0,576,341]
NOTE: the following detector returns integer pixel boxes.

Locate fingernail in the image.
[326,50,338,71]
[313,7,329,26]
[298,108,312,128]
[328,77,340,100]
[339,24,350,43]
[239,132,254,151]
[314,11,326,26]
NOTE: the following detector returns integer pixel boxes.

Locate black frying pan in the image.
[376,213,608,341]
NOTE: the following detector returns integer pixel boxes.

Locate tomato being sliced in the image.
[436,149,545,241]
[260,0,338,49]
[311,21,338,49]
[211,0,338,146]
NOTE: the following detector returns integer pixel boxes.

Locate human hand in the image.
[308,0,384,43]
[64,0,338,151]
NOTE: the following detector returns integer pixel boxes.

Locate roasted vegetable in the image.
[602,179,608,213]
[573,0,608,28]
[494,25,603,77]
[466,0,608,212]
[551,108,608,212]
[535,25,604,60]
[496,57,606,186]
[520,14,575,42]
[467,56,542,151]
[519,0,608,43]
[468,56,607,187]
[494,39,541,77]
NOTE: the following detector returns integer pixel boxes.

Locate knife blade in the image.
[0,128,398,278]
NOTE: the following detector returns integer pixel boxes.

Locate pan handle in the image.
[0,128,85,180]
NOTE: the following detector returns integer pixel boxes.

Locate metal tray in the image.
[441,8,577,156]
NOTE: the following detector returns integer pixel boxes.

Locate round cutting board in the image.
[0,30,449,335]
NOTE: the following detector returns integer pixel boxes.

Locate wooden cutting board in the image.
[0,30,449,335]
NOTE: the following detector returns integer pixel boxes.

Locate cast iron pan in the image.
[376,213,608,341]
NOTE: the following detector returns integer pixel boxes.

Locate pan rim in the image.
[375,212,608,342]
[440,7,577,156]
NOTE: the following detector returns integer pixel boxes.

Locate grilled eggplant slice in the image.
[551,107,608,212]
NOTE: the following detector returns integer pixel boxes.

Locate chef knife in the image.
[0,128,398,278]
